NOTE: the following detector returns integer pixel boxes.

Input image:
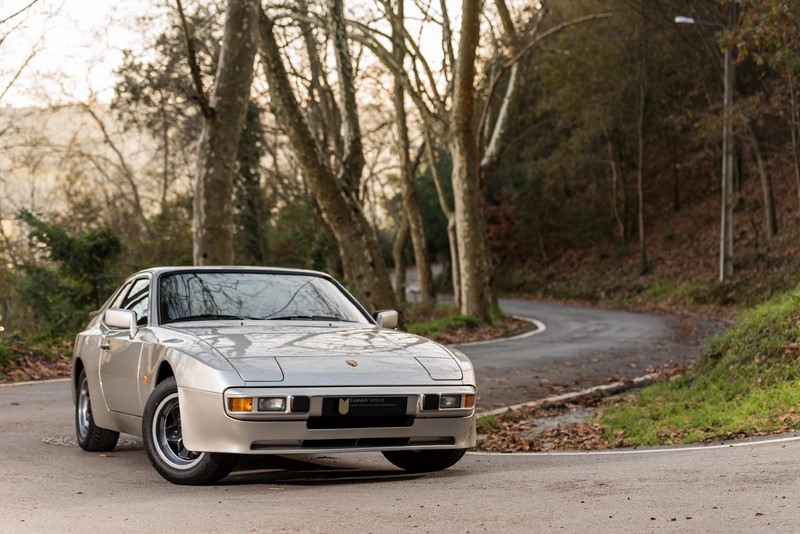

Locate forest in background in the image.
[1,0,799,342]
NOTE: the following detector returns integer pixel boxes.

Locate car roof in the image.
[130,266,332,279]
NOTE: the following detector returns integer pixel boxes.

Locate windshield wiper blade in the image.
[266,315,345,322]
[166,314,256,323]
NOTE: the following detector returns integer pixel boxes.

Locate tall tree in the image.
[179,0,258,265]
[256,2,397,312]
[636,11,649,274]
[234,101,270,264]
[390,0,434,303]
[449,0,491,319]
[347,1,609,319]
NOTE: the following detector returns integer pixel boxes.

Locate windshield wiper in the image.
[166,314,257,324]
[266,315,346,322]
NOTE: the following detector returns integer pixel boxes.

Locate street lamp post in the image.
[674,15,734,282]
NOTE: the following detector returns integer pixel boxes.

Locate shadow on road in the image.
[222,455,437,486]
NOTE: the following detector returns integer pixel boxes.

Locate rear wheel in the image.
[75,369,119,452]
[382,448,467,473]
[142,377,237,485]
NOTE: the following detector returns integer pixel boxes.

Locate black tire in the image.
[75,369,119,452]
[382,448,468,473]
[142,377,237,485]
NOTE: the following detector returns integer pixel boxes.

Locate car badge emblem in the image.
[338,398,350,415]
[346,359,358,367]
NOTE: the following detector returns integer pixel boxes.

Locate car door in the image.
[99,276,151,416]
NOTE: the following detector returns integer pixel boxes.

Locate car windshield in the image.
[159,272,370,325]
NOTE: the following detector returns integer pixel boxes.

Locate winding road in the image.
[2,300,796,533]
[464,299,718,409]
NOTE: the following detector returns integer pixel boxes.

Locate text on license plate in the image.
[322,396,406,416]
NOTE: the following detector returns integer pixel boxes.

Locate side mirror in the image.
[104,308,138,338]
[374,309,398,329]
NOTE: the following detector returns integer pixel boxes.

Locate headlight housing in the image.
[257,397,287,412]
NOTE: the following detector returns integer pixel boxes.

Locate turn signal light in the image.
[228,397,253,412]
[465,394,475,409]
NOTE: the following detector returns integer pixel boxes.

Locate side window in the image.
[121,278,150,326]
[110,281,133,309]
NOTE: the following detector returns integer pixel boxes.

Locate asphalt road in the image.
[462,299,720,409]
[2,380,800,533]
[4,301,781,534]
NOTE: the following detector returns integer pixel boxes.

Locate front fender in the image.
[139,331,245,408]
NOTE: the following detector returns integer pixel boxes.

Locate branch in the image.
[423,127,453,219]
[506,12,612,69]
[257,6,332,191]
[478,12,613,169]
[344,26,446,139]
[279,8,446,139]
[0,0,39,25]
[76,102,152,234]
[175,0,214,119]
[346,17,446,121]
[494,0,519,49]
[328,0,364,192]
[439,0,456,79]
[0,46,38,104]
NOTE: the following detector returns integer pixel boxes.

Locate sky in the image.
[1,0,164,107]
[1,0,464,108]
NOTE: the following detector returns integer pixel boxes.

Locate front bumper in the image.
[179,386,477,454]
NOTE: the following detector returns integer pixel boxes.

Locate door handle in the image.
[100,342,110,351]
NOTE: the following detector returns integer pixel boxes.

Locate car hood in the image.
[181,324,464,385]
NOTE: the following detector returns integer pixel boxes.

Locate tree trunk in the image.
[745,121,777,242]
[788,71,800,211]
[720,42,735,282]
[450,0,490,321]
[424,129,460,308]
[392,0,434,303]
[257,6,397,312]
[192,0,258,265]
[392,216,409,302]
[603,126,625,242]
[328,0,364,196]
[160,107,170,217]
[636,14,648,275]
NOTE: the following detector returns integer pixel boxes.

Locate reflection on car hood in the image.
[181,324,463,385]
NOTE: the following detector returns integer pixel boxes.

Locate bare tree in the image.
[256,2,397,312]
[389,0,434,303]
[636,11,649,274]
[177,0,259,265]
[343,1,610,320]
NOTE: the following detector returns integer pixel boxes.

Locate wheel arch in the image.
[72,358,85,404]
[155,361,175,385]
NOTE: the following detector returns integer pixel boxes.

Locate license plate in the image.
[322,396,406,417]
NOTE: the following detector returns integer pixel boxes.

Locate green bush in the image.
[12,209,122,337]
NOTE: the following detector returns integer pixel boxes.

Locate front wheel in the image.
[142,377,237,485]
[382,448,467,473]
[75,369,119,452]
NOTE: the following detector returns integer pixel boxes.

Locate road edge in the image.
[454,315,546,348]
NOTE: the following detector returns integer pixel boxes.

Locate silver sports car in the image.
[72,267,476,485]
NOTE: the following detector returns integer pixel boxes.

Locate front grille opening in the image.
[301,438,411,448]
[250,436,456,450]
[408,437,455,446]
[307,416,414,429]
